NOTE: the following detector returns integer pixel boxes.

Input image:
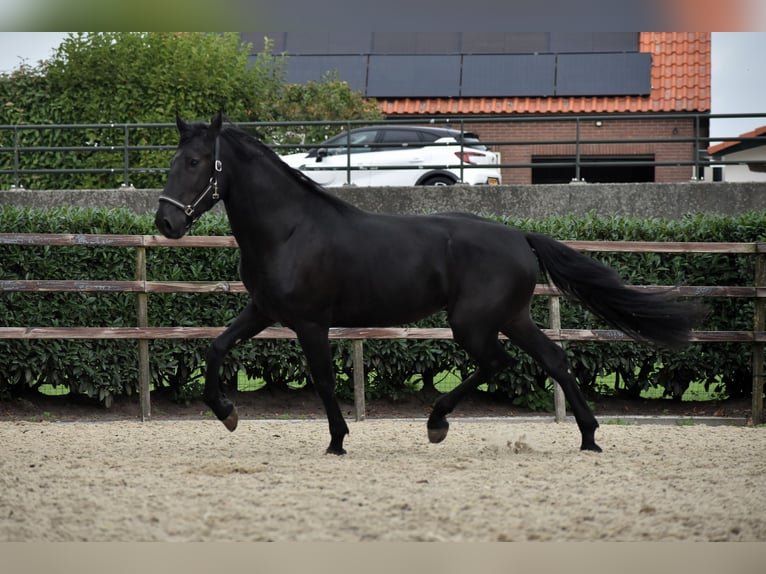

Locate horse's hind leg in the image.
[502,318,601,452]
[427,326,511,444]
[204,302,271,432]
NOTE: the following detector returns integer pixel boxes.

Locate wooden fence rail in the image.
[0,233,764,424]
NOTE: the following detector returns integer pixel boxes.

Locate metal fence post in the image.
[12,126,21,189]
[135,244,151,421]
[344,121,352,186]
[573,117,581,183]
[122,124,130,187]
[459,118,465,183]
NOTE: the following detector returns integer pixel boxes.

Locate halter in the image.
[159,137,222,224]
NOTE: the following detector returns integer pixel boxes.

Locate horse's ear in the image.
[209,111,223,137]
[175,112,188,134]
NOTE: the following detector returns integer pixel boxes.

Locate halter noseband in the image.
[159,137,222,224]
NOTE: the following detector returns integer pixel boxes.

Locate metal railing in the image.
[1,113,764,189]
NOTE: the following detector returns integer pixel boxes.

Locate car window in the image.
[418,131,442,143]
[380,130,423,146]
[323,129,378,155]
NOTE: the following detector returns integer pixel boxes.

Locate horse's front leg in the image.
[204,302,271,432]
[295,323,349,455]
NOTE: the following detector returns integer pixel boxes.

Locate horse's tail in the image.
[525,232,705,349]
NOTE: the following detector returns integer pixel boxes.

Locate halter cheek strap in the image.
[159,137,222,223]
[159,175,219,219]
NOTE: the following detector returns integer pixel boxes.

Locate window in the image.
[332,130,377,155]
[380,130,423,144]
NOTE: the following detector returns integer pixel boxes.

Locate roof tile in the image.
[708,125,766,156]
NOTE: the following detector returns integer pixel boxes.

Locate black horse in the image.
[156,113,701,455]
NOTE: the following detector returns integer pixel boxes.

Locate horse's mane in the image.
[219,124,358,212]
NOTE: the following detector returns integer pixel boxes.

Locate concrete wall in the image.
[1,182,764,220]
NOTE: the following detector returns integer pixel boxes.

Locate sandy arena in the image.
[1,417,764,542]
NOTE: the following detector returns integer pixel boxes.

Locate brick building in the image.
[243,32,711,184]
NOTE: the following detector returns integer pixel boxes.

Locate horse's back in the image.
[327,211,539,325]
[341,211,535,277]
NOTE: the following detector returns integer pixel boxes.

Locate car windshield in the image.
[462,138,487,151]
[433,136,488,151]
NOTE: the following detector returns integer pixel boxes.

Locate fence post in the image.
[135,244,151,421]
[12,126,21,189]
[344,121,352,186]
[573,117,581,183]
[753,245,765,425]
[122,124,130,187]
[549,295,567,422]
[352,339,366,421]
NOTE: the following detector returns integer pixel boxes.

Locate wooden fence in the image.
[0,233,764,424]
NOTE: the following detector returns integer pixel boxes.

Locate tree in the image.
[0,33,382,189]
[44,32,275,124]
[270,70,383,148]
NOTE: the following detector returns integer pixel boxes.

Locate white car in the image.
[279,125,501,187]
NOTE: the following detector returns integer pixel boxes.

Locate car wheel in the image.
[421,175,456,186]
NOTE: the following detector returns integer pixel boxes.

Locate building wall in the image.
[464,117,699,183]
[715,148,766,182]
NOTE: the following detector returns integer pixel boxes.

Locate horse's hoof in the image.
[326,446,347,456]
[222,408,239,432]
[428,428,448,443]
[427,419,449,444]
[581,442,602,453]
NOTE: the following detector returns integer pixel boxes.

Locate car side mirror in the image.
[316,148,328,163]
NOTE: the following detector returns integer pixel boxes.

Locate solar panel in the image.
[366,55,461,97]
[555,53,651,96]
[371,33,461,54]
[247,33,649,99]
[461,54,555,97]
[550,33,638,53]
[282,32,373,54]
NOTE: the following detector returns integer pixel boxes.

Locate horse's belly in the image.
[331,287,446,327]
[331,306,443,328]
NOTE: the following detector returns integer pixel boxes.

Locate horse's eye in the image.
[189,158,199,167]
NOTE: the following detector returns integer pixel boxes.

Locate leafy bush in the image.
[0,207,763,408]
[0,33,382,190]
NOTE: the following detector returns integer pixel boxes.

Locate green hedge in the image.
[1,207,764,408]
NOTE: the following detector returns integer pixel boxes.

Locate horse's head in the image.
[155,112,224,239]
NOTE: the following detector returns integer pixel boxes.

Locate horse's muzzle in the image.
[154,210,186,239]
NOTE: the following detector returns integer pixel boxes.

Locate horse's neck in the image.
[223,167,321,252]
